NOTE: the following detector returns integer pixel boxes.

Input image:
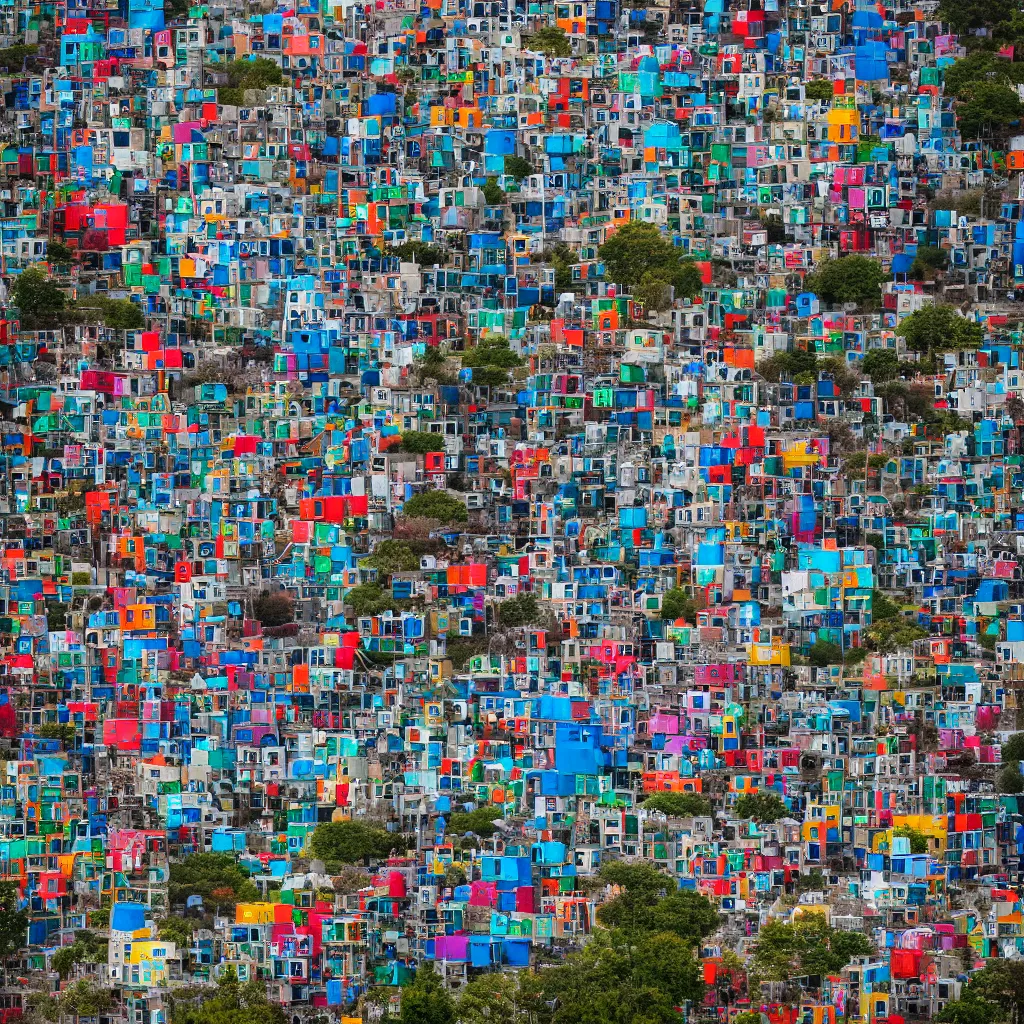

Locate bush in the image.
[804,80,834,101]
[661,588,696,622]
[345,582,399,617]
[309,821,395,863]
[504,155,534,180]
[862,349,900,383]
[734,791,789,823]
[524,25,572,55]
[401,491,468,522]
[496,592,544,628]
[482,177,506,205]
[365,540,419,577]
[447,806,503,838]
[898,305,983,355]
[252,591,294,627]
[398,430,446,454]
[642,792,712,817]
[804,255,886,308]
[998,765,1024,794]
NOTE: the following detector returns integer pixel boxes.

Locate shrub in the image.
[398,430,446,454]
[252,591,294,627]
[642,792,712,817]
[401,491,468,522]
[734,791,788,823]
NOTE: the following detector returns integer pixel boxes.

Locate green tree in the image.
[462,334,522,369]
[401,491,468,522]
[804,80,834,101]
[365,541,420,578]
[808,639,844,667]
[909,245,949,278]
[751,918,872,982]
[542,930,704,1024]
[482,177,507,205]
[961,959,1024,1024]
[168,853,259,910]
[642,792,712,817]
[497,593,545,628]
[756,349,819,381]
[999,765,1024,794]
[47,241,75,266]
[525,26,572,55]
[804,255,886,308]
[309,821,395,864]
[345,582,399,616]
[447,805,504,838]
[871,589,902,622]
[634,274,674,313]
[1002,733,1024,764]
[158,916,194,951]
[661,588,696,622]
[219,57,283,105]
[898,305,983,355]
[892,825,929,854]
[599,222,700,298]
[864,617,928,654]
[958,82,1024,141]
[457,973,543,1024]
[170,969,287,1024]
[56,981,114,1023]
[861,349,900,383]
[251,590,294,627]
[389,240,446,266]
[77,296,145,330]
[50,931,105,980]
[595,863,719,944]
[937,995,1000,1024]
[398,430,446,454]
[734,791,788,823]
[13,267,68,328]
[0,881,27,963]
[400,965,455,1024]
[504,155,535,180]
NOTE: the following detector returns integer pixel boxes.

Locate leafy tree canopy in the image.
[446,805,504,838]
[397,430,446,454]
[171,969,287,1024]
[309,820,396,864]
[401,491,468,523]
[734,791,789,823]
[543,929,705,1024]
[661,588,697,622]
[598,222,702,299]
[524,26,572,55]
[595,862,720,944]
[365,540,420,578]
[861,348,901,383]
[751,918,873,982]
[804,255,886,308]
[642,791,712,817]
[497,592,545,628]
[168,853,259,910]
[400,965,455,1024]
[898,305,983,356]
